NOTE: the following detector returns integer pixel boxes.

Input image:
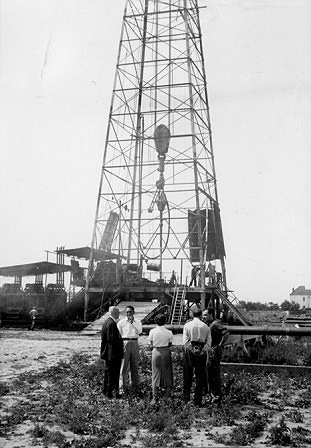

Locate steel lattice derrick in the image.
[85,0,226,319]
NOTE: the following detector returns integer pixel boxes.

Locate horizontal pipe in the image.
[221,362,311,375]
[142,324,311,336]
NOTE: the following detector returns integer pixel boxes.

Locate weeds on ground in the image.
[226,339,311,366]
[293,384,311,408]
[222,372,262,404]
[291,426,311,447]
[215,411,268,446]
[29,424,66,447]
[0,382,10,396]
[286,408,304,423]
[268,415,291,445]
[203,401,238,427]
[1,348,311,447]
[257,340,310,366]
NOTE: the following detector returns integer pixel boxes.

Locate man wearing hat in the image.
[182,307,211,406]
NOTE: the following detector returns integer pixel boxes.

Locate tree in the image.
[280,300,299,312]
[267,302,280,311]
[280,300,291,311]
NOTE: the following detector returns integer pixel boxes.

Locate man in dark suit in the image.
[100,306,124,398]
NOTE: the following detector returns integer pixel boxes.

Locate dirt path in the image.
[0,329,157,383]
[0,329,101,382]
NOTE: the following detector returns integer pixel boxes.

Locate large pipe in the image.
[142,324,311,336]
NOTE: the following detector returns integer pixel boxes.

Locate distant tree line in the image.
[238,300,300,312]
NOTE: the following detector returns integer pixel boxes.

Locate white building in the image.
[290,286,311,310]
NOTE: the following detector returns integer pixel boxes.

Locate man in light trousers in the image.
[117,305,142,391]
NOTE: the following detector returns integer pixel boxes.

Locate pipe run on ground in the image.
[142,324,311,337]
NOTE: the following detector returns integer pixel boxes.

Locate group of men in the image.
[189,263,222,288]
[100,303,229,405]
[100,304,142,398]
[183,307,229,406]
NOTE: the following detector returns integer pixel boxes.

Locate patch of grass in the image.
[245,410,268,436]
[2,347,311,447]
[226,339,311,366]
[169,398,194,429]
[29,424,67,446]
[222,372,262,404]
[295,384,311,408]
[0,382,10,396]
[139,427,186,448]
[69,434,118,448]
[268,415,291,446]
[286,408,304,423]
[29,423,49,438]
[215,411,268,446]
[143,400,181,433]
[291,426,311,447]
[259,340,311,366]
[205,401,238,427]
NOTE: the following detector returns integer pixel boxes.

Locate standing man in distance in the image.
[183,307,211,407]
[29,306,39,331]
[207,262,216,286]
[100,306,124,399]
[118,305,142,392]
[189,265,199,287]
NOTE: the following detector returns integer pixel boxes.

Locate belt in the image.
[191,341,204,347]
[123,338,138,340]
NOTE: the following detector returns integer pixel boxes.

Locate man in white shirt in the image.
[183,307,211,406]
[117,305,142,391]
[29,306,39,331]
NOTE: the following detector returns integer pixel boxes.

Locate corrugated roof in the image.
[0,261,72,277]
[58,246,124,261]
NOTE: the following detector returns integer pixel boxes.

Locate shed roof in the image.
[0,261,72,278]
[58,246,124,261]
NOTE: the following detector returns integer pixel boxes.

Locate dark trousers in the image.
[183,347,207,405]
[207,348,222,398]
[189,277,197,287]
[103,357,122,397]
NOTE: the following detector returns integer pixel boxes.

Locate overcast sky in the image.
[1,0,311,303]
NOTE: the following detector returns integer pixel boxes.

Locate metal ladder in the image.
[170,285,186,325]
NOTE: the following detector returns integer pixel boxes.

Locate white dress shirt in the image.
[182,317,211,352]
[148,325,173,347]
[117,317,142,339]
